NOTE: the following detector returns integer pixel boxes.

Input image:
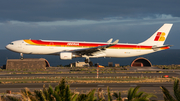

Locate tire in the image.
[85,59,89,63]
[89,61,93,67]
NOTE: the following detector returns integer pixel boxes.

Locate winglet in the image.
[107,38,113,43]
[112,39,119,45]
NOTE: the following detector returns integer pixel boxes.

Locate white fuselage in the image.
[5,39,162,58]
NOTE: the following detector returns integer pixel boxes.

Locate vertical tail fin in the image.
[139,23,173,46]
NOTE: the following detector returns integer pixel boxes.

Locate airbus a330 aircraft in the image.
[6,23,173,65]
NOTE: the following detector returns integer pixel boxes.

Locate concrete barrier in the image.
[6,58,50,70]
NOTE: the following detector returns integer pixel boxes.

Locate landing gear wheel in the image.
[20,53,24,60]
[89,61,93,67]
[85,59,90,63]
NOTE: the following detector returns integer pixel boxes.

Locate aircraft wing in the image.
[72,39,119,56]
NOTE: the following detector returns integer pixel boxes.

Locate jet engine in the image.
[60,52,72,60]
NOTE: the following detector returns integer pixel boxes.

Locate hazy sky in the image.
[1,0,180,49]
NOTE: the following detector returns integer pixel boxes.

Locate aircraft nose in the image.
[5,45,10,50]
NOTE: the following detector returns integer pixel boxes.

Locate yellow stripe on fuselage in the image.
[24,40,36,45]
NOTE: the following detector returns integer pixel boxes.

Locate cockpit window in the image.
[9,43,14,45]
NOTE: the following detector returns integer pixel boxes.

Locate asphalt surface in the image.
[0,67,179,100]
[0,83,173,100]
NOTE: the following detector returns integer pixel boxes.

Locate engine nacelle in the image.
[60,52,72,60]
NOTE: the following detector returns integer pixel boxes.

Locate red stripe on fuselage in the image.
[30,40,152,49]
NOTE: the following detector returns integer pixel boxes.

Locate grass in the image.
[1,64,180,75]
[0,70,175,75]
[0,76,174,84]
[154,65,180,69]
[0,64,180,72]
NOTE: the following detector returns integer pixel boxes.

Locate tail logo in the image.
[154,32,166,41]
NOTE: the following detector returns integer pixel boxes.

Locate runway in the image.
[0,82,173,88]
[0,68,179,100]
[0,82,173,100]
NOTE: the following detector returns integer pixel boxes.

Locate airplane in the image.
[6,23,173,65]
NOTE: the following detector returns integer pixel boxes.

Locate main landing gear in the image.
[85,58,93,67]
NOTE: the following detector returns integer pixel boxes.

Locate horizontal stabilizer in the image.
[152,45,173,51]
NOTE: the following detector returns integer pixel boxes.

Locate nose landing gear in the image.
[20,53,23,60]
